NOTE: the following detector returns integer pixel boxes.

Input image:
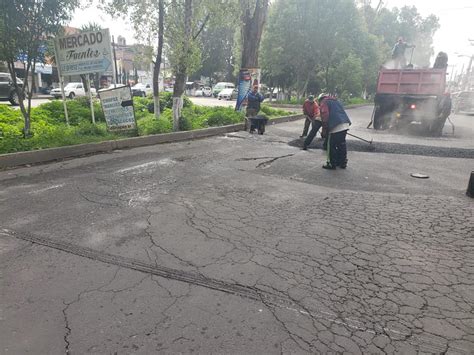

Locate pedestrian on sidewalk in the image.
[318,93,351,169]
[301,95,322,150]
[246,85,265,133]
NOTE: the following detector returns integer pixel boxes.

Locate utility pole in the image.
[464,55,473,91]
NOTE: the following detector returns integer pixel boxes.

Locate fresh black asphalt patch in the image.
[288,139,474,159]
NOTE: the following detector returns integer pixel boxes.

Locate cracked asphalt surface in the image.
[1,106,473,354]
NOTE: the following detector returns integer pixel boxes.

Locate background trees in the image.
[100,0,165,118]
[0,0,441,137]
[0,0,79,136]
[260,0,439,99]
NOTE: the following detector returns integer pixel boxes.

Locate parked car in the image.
[202,86,212,97]
[195,86,212,97]
[0,72,23,105]
[131,83,153,97]
[452,91,474,114]
[217,88,238,100]
[50,82,97,99]
[213,82,235,97]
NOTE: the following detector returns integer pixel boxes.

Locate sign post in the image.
[53,40,69,125]
[54,29,113,124]
[99,86,137,133]
[86,76,96,124]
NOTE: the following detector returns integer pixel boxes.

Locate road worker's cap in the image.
[308,95,314,101]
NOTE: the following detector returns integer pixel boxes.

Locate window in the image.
[77,84,83,89]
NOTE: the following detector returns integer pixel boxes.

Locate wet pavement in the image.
[1,107,473,354]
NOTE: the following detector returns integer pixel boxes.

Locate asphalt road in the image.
[190,96,237,108]
[1,106,473,354]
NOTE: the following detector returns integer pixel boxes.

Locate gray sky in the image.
[70,0,474,70]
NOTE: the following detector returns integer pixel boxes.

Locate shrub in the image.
[342,97,369,105]
[137,111,172,135]
[75,121,109,136]
[0,121,25,153]
[133,96,151,119]
[33,98,104,125]
[0,105,22,124]
[144,92,194,113]
[260,105,290,117]
[203,107,244,127]
[274,97,305,105]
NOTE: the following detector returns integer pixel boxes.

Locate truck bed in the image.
[376,68,446,96]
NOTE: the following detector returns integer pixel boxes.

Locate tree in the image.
[329,53,364,96]
[100,0,165,118]
[0,0,79,136]
[260,1,298,94]
[166,0,237,130]
[240,0,269,69]
[260,0,439,99]
[191,24,237,83]
[261,0,368,98]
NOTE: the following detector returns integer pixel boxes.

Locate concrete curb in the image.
[0,114,304,169]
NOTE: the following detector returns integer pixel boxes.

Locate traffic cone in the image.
[467,171,474,198]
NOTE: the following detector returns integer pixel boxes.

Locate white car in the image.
[195,87,211,97]
[50,82,96,99]
[131,83,153,97]
[200,86,212,97]
[217,88,238,100]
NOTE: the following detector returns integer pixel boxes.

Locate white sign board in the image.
[55,29,113,76]
[35,63,53,74]
[99,86,136,132]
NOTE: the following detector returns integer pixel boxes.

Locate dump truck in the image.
[372,68,451,136]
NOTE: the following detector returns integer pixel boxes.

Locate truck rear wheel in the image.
[373,105,387,130]
[430,95,452,136]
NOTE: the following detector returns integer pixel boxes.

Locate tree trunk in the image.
[8,61,30,137]
[173,72,186,131]
[172,0,193,131]
[240,0,269,69]
[153,0,165,119]
[80,74,89,94]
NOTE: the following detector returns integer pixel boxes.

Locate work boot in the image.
[302,145,307,150]
[322,163,336,170]
[339,160,348,169]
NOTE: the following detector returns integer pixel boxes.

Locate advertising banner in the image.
[99,86,136,132]
[235,68,261,112]
[54,29,113,76]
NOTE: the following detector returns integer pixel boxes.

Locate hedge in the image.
[0,95,291,154]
